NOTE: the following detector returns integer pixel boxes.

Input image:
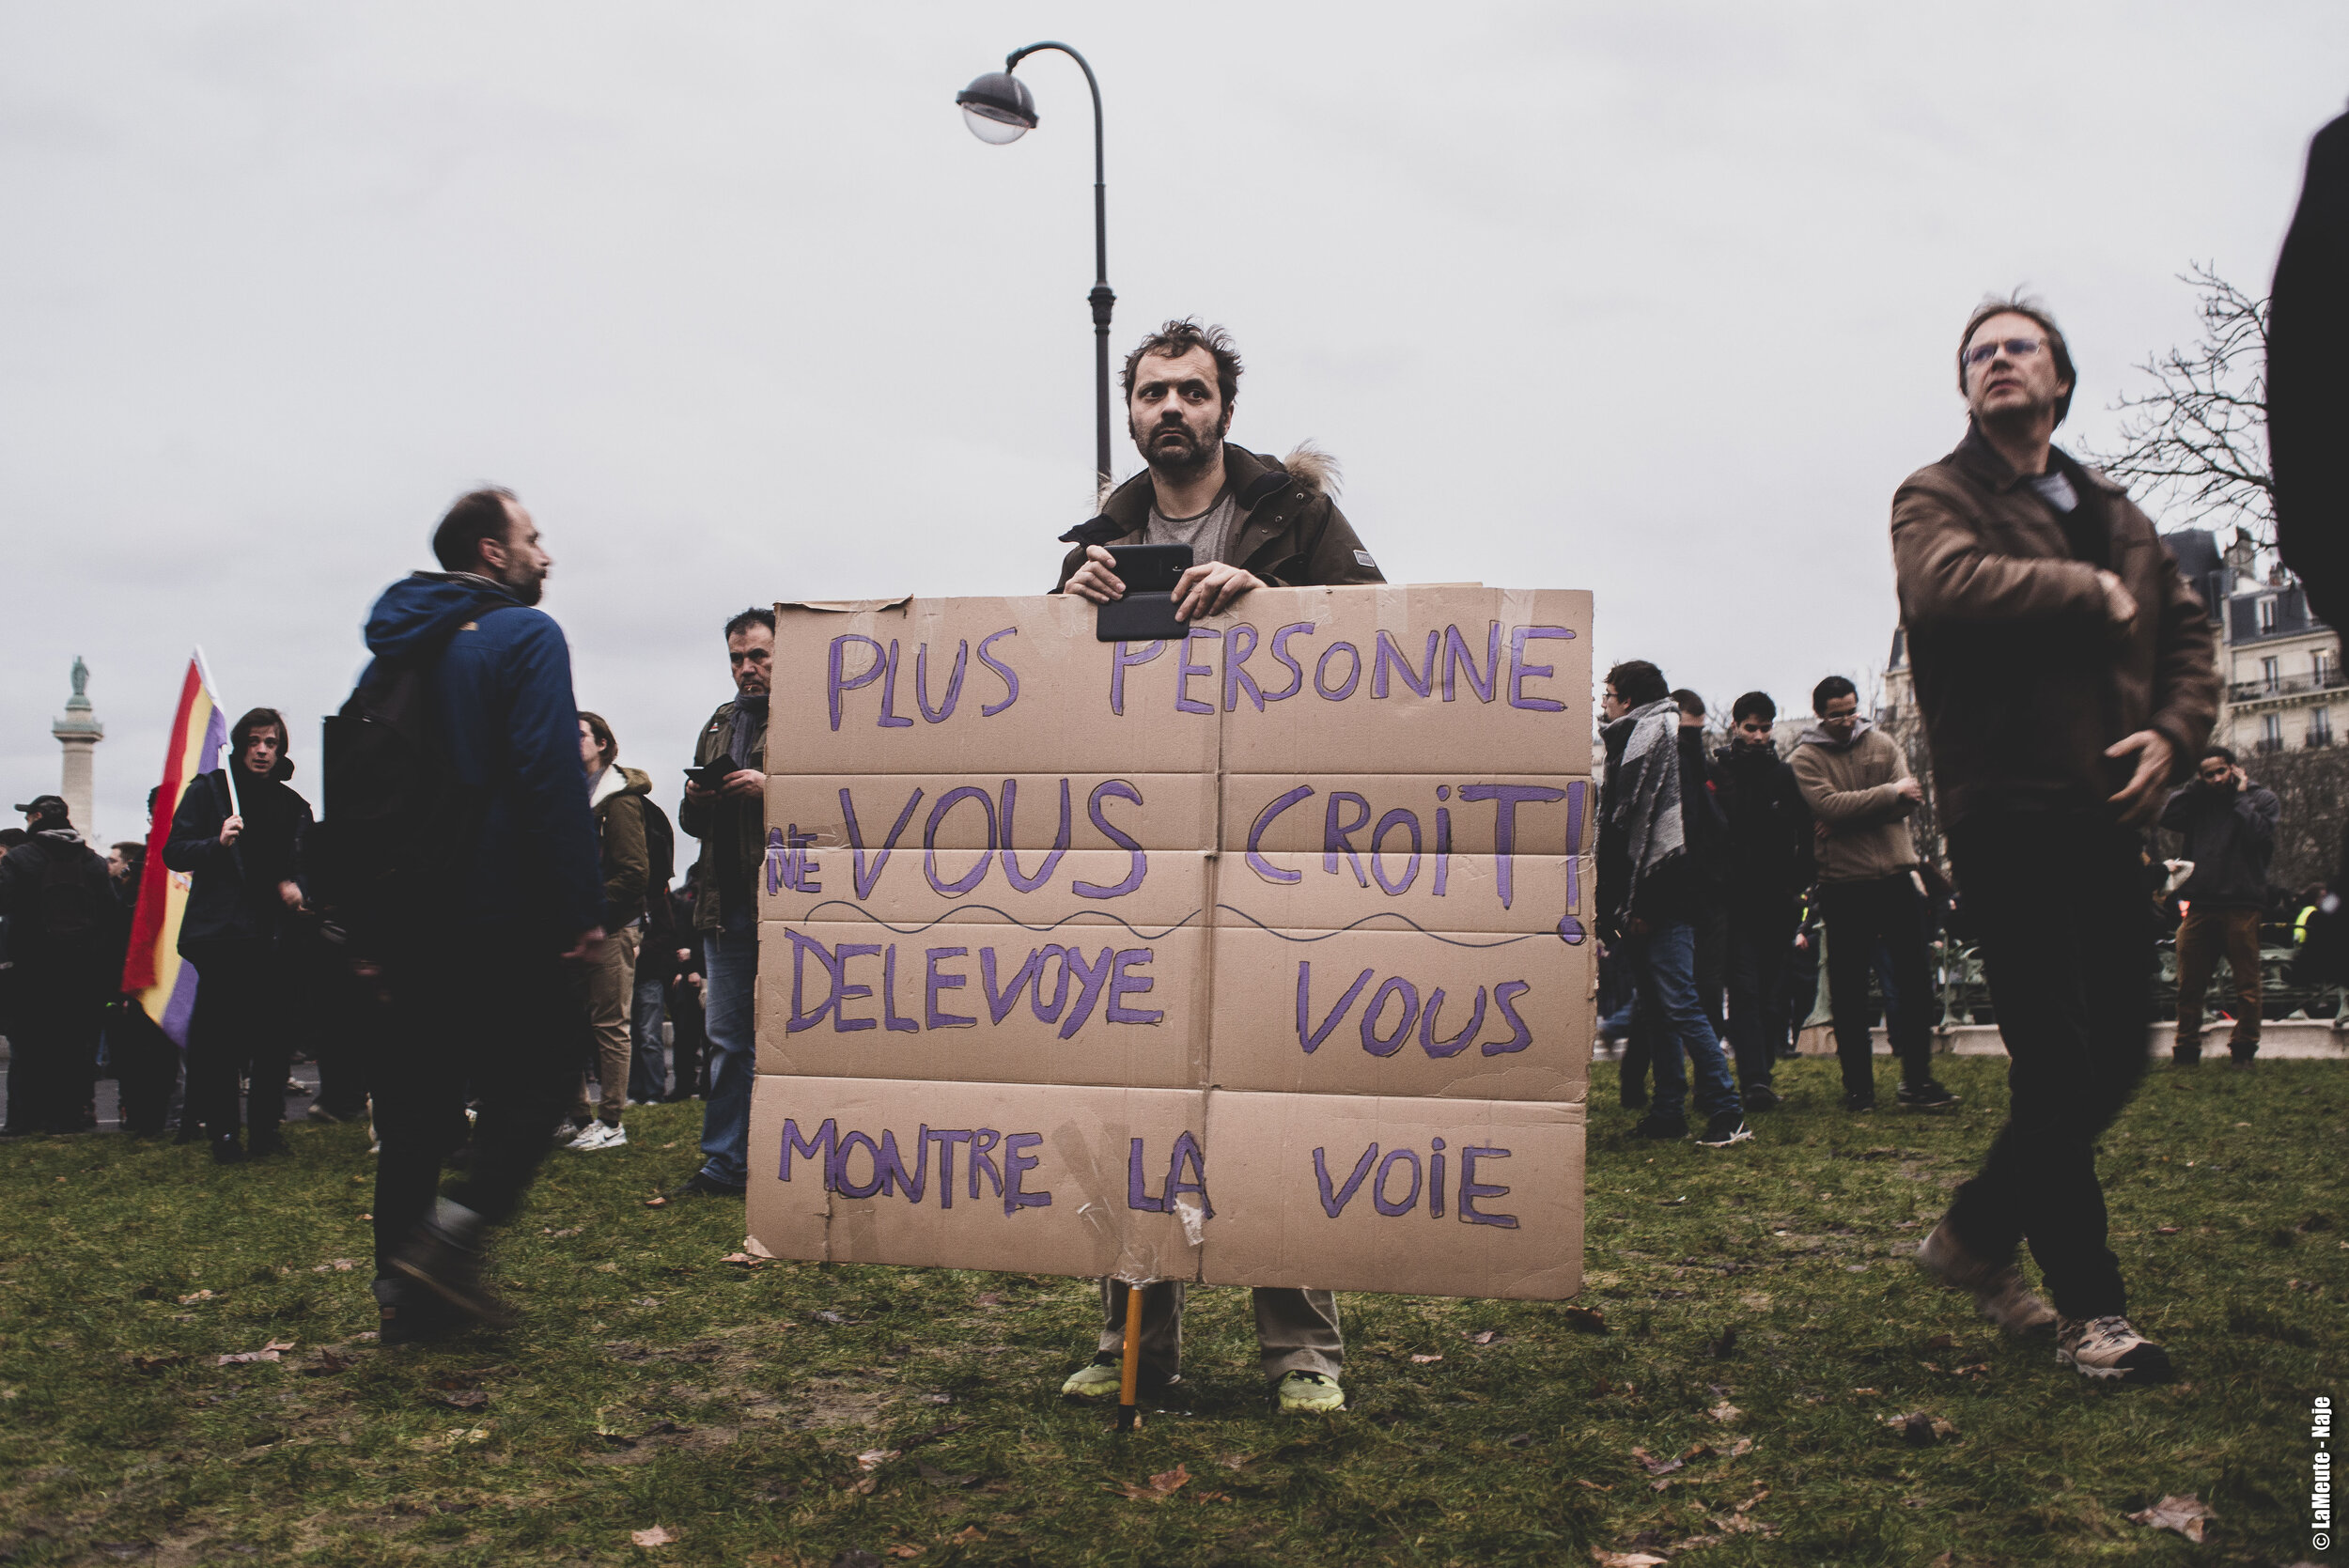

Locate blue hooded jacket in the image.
[362,572,602,944]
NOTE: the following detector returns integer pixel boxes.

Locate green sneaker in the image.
[1274,1371,1345,1413]
[1060,1354,1122,1400]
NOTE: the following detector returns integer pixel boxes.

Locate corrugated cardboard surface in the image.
[770,597,1221,776]
[1199,1092,1583,1299]
[769,773,1218,850]
[756,920,1210,1089]
[748,1076,1208,1280]
[761,846,1212,929]
[1206,925,1591,1102]
[1222,775,1589,857]
[1221,851,1584,936]
[748,586,1592,1301]
[1212,586,1592,777]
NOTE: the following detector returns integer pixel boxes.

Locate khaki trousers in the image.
[2174,905,2261,1048]
[573,926,641,1122]
[1097,1279,1342,1383]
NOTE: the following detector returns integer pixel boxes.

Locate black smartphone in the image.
[684,761,736,791]
[1093,543,1194,643]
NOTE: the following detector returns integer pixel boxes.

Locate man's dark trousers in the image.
[183,942,293,1141]
[1817,874,1935,1096]
[368,932,580,1277]
[1724,902,1794,1092]
[7,981,102,1132]
[1944,812,2149,1321]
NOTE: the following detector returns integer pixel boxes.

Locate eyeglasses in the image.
[1964,336,2046,369]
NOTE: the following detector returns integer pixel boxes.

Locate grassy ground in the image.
[0,1054,2341,1567]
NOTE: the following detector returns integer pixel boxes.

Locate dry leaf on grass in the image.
[1590,1549,1670,1568]
[1728,1437,1754,1458]
[949,1527,986,1545]
[1671,1534,1723,1551]
[543,1226,583,1238]
[177,1291,214,1306]
[439,1389,489,1411]
[630,1525,674,1547]
[856,1449,901,1472]
[1193,1489,1233,1502]
[1628,1446,1682,1478]
[1466,1329,1501,1345]
[1575,1479,1612,1492]
[644,1196,668,1208]
[2126,1493,2216,1543]
[887,1548,923,1560]
[218,1340,295,1366]
[1708,1401,1742,1423]
[1887,1411,1960,1446]
[719,1252,761,1266]
[1217,1452,1257,1471]
[1409,1353,1443,1364]
[1711,1512,1781,1537]
[1114,1464,1190,1500]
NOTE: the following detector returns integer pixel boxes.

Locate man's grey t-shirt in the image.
[1143,487,1242,567]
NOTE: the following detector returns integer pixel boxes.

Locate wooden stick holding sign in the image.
[1116,1282,1145,1433]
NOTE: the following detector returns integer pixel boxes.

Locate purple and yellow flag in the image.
[122,653,226,1046]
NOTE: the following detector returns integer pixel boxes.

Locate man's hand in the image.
[2094,568,2139,629]
[721,768,765,801]
[684,779,715,805]
[1173,562,1264,621]
[1894,777,1924,803]
[1064,545,1125,605]
[2106,729,2176,826]
[276,879,305,911]
[563,925,608,961]
[218,815,243,846]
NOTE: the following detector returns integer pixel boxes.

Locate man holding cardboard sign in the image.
[1050,318,1392,1414]
[1055,318,1384,622]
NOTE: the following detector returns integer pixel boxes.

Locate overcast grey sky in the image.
[4,3,2343,843]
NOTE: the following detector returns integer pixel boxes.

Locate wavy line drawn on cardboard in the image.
[756,921,1211,1089]
[1221,851,1587,938]
[1206,925,1591,1102]
[745,1076,1207,1281]
[762,845,1211,929]
[1199,1091,1583,1299]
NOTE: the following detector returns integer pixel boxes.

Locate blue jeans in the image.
[628,972,668,1102]
[697,901,757,1187]
[1624,919,1740,1121]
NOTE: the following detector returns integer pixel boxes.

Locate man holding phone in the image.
[668,606,773,1199]
[1050,319,1377,1414]
[1054,318,1384,620]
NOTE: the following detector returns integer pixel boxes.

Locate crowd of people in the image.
[0,101,2343,1401]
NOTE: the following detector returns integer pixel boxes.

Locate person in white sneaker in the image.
[564,711,649,1155]
[1892,294,2218,1384]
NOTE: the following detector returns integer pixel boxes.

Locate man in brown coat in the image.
[1055,318,1382,623]
[1891,294,2218,1385]
[1789,675,1955,1113]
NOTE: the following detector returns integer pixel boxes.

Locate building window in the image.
[2263,655,2281,691]
[2313,707,2335,748]
[2263,713,2284,753]
[2318,649,2338,687]
[2258,596,2279,631]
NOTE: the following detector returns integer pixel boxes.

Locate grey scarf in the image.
[1603,697,1686,929]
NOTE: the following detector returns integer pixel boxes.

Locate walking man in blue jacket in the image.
[360,487,605,1343]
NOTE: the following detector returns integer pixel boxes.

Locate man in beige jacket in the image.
[1790,675,1957,1113]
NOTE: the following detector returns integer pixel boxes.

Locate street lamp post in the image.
[957,42,1115,505]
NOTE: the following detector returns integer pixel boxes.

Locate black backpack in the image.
[311,600,501,938]
[35,840,104,945]
[642,799,677,891]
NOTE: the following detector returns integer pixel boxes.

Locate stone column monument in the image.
[53,656,102,841]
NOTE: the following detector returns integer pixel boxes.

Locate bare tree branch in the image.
[2080,263,2273,546]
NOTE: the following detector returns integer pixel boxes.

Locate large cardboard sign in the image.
[747,585,1594,1299]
